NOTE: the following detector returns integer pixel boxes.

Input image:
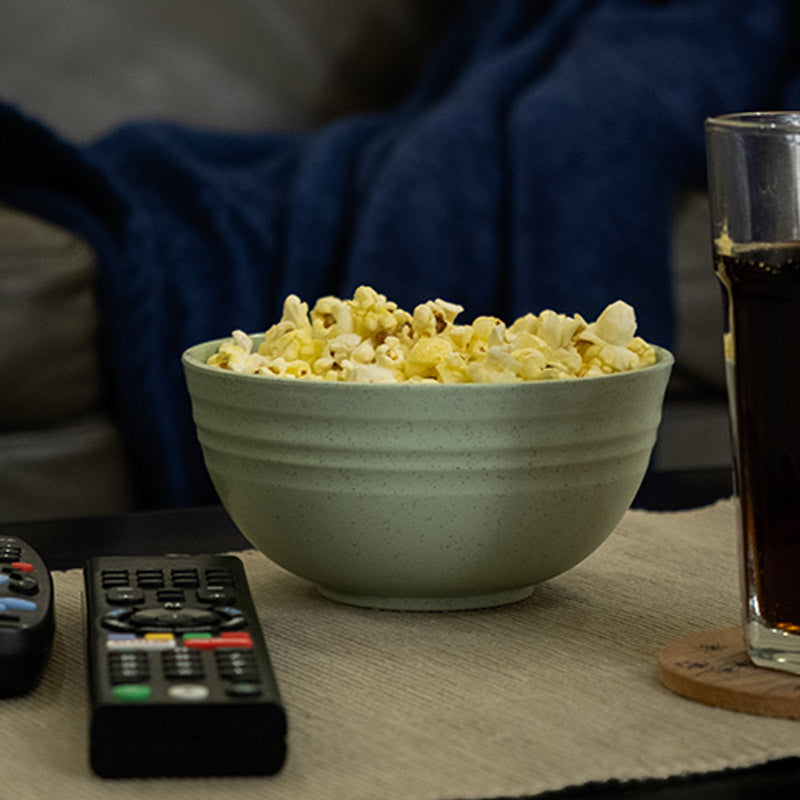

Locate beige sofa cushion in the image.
[0,205,137,521]
[0,205,103,427]
[0,418,137,522]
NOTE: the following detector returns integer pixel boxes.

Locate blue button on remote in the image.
[0,598,37,612]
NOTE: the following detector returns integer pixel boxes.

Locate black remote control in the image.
[0,535,55,697]
[84,554,287,778]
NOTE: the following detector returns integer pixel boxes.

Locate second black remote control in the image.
[84,554,287,778]
[0,535,55,697]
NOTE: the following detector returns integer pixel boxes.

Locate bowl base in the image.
[315,584,535,611]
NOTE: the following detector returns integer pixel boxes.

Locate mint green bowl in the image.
[183,339,673,610]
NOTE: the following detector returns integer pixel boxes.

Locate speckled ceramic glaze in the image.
[182,339,673,610]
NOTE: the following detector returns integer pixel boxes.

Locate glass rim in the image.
[706,111,800,134]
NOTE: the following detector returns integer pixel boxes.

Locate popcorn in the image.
[576,300,654,375]
[404,336,455,380]
[208,287,656,384]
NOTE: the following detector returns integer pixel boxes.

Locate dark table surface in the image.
[2,465,798,800]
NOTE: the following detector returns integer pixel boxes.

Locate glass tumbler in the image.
[705,111,800,674]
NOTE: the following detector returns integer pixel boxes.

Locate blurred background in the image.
[0,1,740,522]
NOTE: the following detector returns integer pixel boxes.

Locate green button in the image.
[113,684,151,703]
[182,632,212,640]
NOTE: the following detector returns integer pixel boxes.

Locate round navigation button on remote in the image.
[101,608,135,632]
[215,607,247,630]
[129,606,219,630]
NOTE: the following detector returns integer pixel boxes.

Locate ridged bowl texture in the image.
[183,338,673,610]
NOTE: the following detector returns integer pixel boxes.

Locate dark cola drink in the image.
[714,242,800,634]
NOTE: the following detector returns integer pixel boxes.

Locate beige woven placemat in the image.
[5,498,800,800]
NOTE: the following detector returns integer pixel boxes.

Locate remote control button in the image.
[216,650,260,682]
[129,606,218,630]
[220,632,253,645]
[0,545,21,563]
[196,586,235,605]
[101,569,131,588]
[109,651,150,683]
[135,569,165,589]
[227,682,263,698]
[106,586,145,605]
[106,634,177,651]
[0,575,9,588]
[101,608,135,632]
[0,598,36,612]
[168,684,210,701]
[10,561,34,573]
[182,633,252,650]
[183,637,226,650]
[216,607,247,630]
[0,613,21,625]
[204,568,235,586]
[156,589,186,604]
[9,575,39,595]
[141,636,177,649]
[218,634,253,647]
[163,650,204,680]
[103,620,134,632]
[170,569,200,588]
[112,684,151,702]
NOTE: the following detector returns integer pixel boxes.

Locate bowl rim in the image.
[182,335,674,390]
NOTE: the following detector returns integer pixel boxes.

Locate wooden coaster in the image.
[658,627,800,720]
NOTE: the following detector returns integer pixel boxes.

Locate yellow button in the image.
[144,633,174,641]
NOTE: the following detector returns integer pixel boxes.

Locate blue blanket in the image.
[2,0,799,507]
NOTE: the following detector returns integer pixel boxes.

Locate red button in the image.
[220,632,253,646]
[10,561,34,573]
[183,638,220,650]
[183,634,253,650]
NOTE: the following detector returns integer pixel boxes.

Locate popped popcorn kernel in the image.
[404,335,455,380]
[208,287,656,383]
[580,300,637,347]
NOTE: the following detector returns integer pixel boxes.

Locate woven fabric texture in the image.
[6,499,800,799]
